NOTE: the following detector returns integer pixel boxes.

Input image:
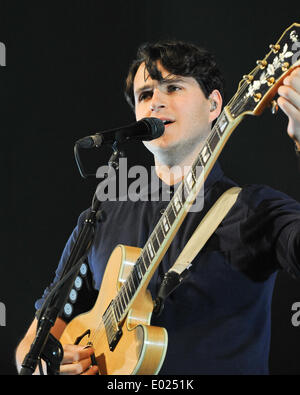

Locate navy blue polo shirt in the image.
[35,163,300,374]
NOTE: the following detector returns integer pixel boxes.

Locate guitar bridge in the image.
[102,300,123,351]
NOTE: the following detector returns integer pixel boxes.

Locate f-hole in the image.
[74,329,91,345]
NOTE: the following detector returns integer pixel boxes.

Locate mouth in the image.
[161,119,175,127]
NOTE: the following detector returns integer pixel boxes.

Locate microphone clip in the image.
[74,137,125,179]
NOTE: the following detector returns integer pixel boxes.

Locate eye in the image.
[138,90,153,102]
[167,84,182,93]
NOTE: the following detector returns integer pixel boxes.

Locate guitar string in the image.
[87,304,116,348]
[227,66,263,116]
[88,277,135,348]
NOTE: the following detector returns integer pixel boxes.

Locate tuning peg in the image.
[243,74,254,83]
[282,62,290,72]
[269,44,281,53]
[253,93,262,102]
[271,100,278,115]
[256,60,268,69]
[267,77,275,86]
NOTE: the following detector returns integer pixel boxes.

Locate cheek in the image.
[134,104,148,121]
[179,101,209,127]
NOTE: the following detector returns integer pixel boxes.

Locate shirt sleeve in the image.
[34,208,98,323]
[237,185,300,281]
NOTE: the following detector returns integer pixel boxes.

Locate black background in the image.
[1,0,300,375]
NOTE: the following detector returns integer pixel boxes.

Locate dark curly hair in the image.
[124,40,225,110]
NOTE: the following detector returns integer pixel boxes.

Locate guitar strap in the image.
[154,186,242,315]
[172,186,242,274]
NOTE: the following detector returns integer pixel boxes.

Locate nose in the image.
[150,88,166,113]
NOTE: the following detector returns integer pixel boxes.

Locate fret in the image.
[118,292,126,312]
[136,256,146,276]
[166,203,176,227]
[134,264,143,282]
[161,214,170,235]
[125,281,134,300]
[128,275,136,295]
[214,123,222,139]
[117,296,123,317]
[185,170,195,191]
[173,192,182,214]
[140,254,148,272]
[147,241,155,260]
[137,260,144,277]
[113,300,120,321]
[192,162,204,184]
[152,231,160,254]
[209,130,220,152]
[125,273,133,295]
[206,141,212,154]
[142,249,151,269]
[200,144,211,165]
[121,286,129,305]
[193,155,202,169]
[182,179,190,203]
[114,299,121,321]
[156,224,165,245]
[121,283,129,303]
[130,269,140,290]
[197,153,205,168]
[217,112,228,135]
[144,245,152,267]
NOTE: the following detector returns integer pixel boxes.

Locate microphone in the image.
[76,117,165,148]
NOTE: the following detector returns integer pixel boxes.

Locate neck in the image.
[154,139,207,185]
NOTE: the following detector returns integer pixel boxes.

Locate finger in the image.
[59,357,94,375]
[62,344,95,364]
[284,68,300,87]
[284,74,300,89]
[277,97,300,140]
[277,96,298,118]
[81,365,99,376]
[278,85,300,110]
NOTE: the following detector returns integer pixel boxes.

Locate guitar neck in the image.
[111,106,244,324]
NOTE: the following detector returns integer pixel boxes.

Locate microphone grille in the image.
[141,117,165,140]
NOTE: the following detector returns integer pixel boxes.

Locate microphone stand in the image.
[20,142,123,375]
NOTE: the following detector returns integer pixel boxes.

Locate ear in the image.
[208,90,223,123]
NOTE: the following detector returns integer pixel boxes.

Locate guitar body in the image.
[59,245,168,375]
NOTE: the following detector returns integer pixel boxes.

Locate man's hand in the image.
[59,344,99,375]
[278,67,300,149]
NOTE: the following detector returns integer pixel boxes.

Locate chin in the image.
[143,137,178,154]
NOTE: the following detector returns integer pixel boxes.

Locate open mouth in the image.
[162,120,174,126]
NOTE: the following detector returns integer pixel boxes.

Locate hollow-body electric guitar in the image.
[59,23,300,374]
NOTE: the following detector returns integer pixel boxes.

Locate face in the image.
[133,62,220,165]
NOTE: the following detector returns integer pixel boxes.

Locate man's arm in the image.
[15,317,98,375]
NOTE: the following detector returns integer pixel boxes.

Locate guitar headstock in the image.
[228,23,300,119]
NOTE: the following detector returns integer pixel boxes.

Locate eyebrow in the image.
[134,76,186,97]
